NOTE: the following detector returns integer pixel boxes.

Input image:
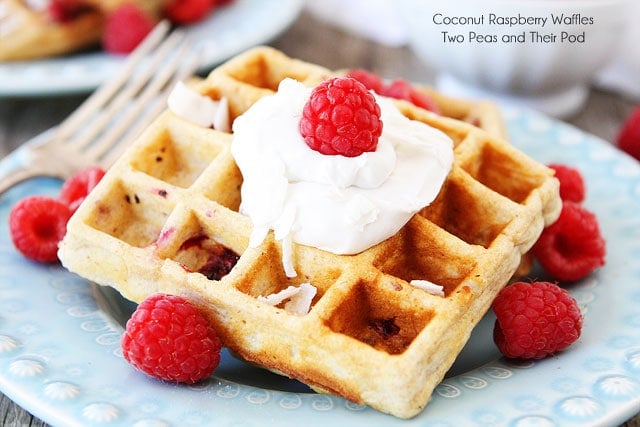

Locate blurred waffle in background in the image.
[0,0,233,61]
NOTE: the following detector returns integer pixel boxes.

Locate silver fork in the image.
[0,20,201,197]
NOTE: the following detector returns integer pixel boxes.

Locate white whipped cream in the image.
[231,78,453,262]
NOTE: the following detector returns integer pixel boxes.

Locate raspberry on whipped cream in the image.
[231,78,454,276]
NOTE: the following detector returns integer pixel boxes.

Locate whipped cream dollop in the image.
[231,78,453,266]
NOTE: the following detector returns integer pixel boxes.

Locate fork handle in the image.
[0,161,49,199]
[0,129,61,199]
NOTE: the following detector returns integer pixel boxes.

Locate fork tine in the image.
[87,38,203,164]
[127,44,205,133]
[100,90,193,165]
[66,29,189,153]
[54,20,171,143]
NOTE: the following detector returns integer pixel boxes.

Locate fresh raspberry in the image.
[121,294,222,384]
[48,0,93,23]
[347,70,441,114]
[533,201,606,282]
[299,77,383,157]
[345,69,385,94]
[492,281,583,359]
[616,105,640,161]
[9,196,72,263]
[102,4,155,54]
[548,163,585,203]
[379,78,441,114]
[164,0,216,25]
[59,166,105,213]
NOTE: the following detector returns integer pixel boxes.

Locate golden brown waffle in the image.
[0,0,166,61]
[58,46,561,419]
[413,83,508,140]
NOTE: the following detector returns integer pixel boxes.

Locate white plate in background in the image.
[0,0,303,97]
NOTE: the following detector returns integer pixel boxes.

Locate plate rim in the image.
[0,0,304,97]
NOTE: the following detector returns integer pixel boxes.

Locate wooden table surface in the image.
[1,9,638,427]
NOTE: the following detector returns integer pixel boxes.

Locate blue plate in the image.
[0,0,303,97]
[1,106,640,426]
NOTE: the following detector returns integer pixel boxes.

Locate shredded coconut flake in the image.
[410,279,445,297]
[281,233,297,278]
[213,96,230,132]
[258,285,299,306]
[25,0,49,10]
[257,283,317,315]
[0,8,23,37]
[167,81,230,132]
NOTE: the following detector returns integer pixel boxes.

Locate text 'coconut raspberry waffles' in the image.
[58,47,562,418]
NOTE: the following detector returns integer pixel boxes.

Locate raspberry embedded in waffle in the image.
[58,46,561,419]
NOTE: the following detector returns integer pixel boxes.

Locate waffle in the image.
[0,0,167,61]
[412,83,507,140]
[58,46,561,419]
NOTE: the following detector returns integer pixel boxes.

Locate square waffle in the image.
[0,0,166,61]
[58,46,561,418]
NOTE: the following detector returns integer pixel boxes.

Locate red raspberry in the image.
[345,69,385,94]
[379,78,441,114]
[347,70,441,114]
[616,105,640,161]
[102,4,155,54]
[299,77,383,157]
[533,201,606,282]
[9,196,72,263]
[492,281,583,359]
[59,166,105,213]
[164,0,216,25]
[121,294,222,384]
[548,163,585,203]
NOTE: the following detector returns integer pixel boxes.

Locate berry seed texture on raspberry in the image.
[299,76,383,157]
[533,199,606,282]
[9,196,72,263]
[121,293,222,384]
[492,281,583,360]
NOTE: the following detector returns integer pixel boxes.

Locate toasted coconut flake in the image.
[410,279,445,297]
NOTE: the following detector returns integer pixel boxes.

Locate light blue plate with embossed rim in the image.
[0,0,303,97]
[1,106,640,426]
